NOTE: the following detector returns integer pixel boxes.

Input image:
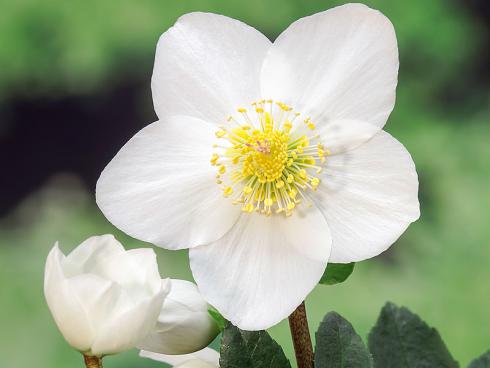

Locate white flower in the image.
[140,347,219,368]
[96,4,419,330]
[138,279,219,355]
[44,234,169,356]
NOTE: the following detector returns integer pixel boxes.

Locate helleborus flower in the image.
[96,4,420,330]
[44,235,169,356]
[138,279,219,355]
[140,348,219,368]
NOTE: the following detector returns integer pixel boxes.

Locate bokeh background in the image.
[1,0,489,367]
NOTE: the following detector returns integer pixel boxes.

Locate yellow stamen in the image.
[223,186,233,197]
[210,100,329,216]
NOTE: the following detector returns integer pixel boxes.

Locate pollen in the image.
[212,99,328,216]
[223,186,234,197]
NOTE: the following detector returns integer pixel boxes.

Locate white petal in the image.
[139,279,218,355]
[99,248,162,294]
[152,12,271,123]
[189,207,331,330]
[66,273,120,330]
[261,3,398,129]
[63,234,124,276]
[96,116,240,249]
[140,347,219,367]
[318,119,382,155]
[44,244,94,352]
[91,286,167,355]
[316,131,420,263]
[173,360,217,368]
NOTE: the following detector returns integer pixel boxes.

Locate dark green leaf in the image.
[315,311,372,368]
[208,306,227,332]
[319,263,355,285]
[368,302,459,368]
[220,323,291,368]
[468,351,490,368]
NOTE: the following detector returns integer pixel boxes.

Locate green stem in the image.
[288,301,314,368]
[83,355,103,368]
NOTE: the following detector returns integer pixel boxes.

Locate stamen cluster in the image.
[211,100,330,216]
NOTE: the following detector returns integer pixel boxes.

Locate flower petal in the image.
[140,347,219,367]
[96,116,240,249]
[261,3,398,129]
[66,273,120,332]
[152,12,271,123]
[44,244,94,352]
[139,279,219,355]
[318,119,382,155]
[99,248,162,293]
[63,234,124,276]
[91,284,167,356]
[189,207,331,330]
[316,131,420,263]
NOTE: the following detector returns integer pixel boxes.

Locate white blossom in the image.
[96,4,419,330]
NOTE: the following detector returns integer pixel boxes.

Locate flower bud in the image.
[138,279,219,355]
[44,234,169,356]
[140,348,219,368]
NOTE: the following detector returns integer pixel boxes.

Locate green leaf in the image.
[220,323,291,368]
[468,351,490,368]
[368,302,459,368]
[208,306,227,332]
[319,263,355,285]
[315,311,372,368]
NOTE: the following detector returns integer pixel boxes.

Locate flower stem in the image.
[288,301,313,368]
[83,355,103,368]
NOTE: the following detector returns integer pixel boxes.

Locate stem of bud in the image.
[83,355,103,368]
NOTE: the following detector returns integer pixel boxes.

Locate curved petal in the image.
[63,234,124,276]
[139,279,219,355]
[99,248,162,293]
[96,116,241,249]
[91,286,167,356]
[189,207,331,330]
[316,131,420,263]
[152,12,271,123]
[261,3,398,129]
[317,119,382,155]
[66,273,120,332]
[140,347,219,367]
[138,280,219,354]
[174,360,217,368]
[44,244,94,352]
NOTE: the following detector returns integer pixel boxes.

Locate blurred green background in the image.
[1,0,489,367]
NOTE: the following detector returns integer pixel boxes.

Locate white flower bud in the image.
[44,234,169,356]
[138,279,219,355]
[140,347,219,368]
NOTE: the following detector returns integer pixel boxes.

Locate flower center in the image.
[211,100,330,216]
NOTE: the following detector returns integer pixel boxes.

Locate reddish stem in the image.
[288,301,314,368]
